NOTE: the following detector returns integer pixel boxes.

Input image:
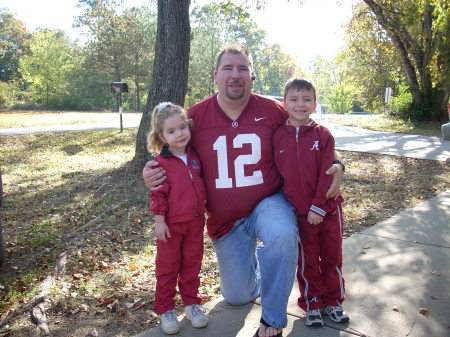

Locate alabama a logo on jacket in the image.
[310,140,320,151]
[191,160,201,170]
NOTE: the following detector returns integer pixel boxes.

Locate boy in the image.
[273,78,349,327]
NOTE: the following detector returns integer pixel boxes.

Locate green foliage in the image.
[338,2,403,113]
[253,44,299,96]
[386,84,413,120]
[328,85,353,114]
[0,7,30,82]
[308,56,337,105]
[18,29,75,107]
[76,0,157,111]
[360,0,450,121]
[188,2,267,103]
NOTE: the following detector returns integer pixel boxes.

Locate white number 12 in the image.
[213,134,263,188]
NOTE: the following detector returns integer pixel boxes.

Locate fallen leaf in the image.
[392,306,399,312]
[98,261,108,269]
[431,270,441,276]
[73,273,84,280]
[98,299,115,306]
[363,245,371,249]
[79,304,89,312]
[419,308,429,315]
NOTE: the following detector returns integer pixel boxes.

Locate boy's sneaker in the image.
[322,305,350,323]
[185,304,208,328]
[160,309,180,335]
[305,309,323,327]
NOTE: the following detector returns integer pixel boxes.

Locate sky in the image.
[1,0,355,68]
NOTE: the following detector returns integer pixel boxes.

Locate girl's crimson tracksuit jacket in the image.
[273,120,346,311]
[150,145,206,223]
[150,145,207,314]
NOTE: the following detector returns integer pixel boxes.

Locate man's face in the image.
[214,52,253,101]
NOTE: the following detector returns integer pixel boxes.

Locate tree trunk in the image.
[134,0,191,169]
[362,0,450,121]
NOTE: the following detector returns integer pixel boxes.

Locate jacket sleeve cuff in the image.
[151,210,166,216]
[310,205,326,217]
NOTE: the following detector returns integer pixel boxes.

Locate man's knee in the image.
[222,290,254,306]
[220,279,259,306]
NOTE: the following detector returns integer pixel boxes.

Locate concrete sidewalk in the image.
[133,190,450,337]
[314,118,450,163]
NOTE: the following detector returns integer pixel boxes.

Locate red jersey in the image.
[189,93,286,238]
[150,146,207,224]
[273,121,343,216]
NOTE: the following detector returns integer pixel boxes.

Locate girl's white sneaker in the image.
[185,304,208,328]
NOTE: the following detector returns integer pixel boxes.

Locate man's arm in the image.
[325,150,344,199]
[142,160,167,191]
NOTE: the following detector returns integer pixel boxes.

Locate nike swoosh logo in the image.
[255,117,266,121]
[280,149,285,153]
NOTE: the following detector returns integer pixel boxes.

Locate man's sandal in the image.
[253,318,283,337]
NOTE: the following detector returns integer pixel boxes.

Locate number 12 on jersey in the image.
[213,134,264,188]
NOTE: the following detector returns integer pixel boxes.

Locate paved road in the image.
[2,114,448,162]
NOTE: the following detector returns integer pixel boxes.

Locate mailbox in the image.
[111,82,128,93]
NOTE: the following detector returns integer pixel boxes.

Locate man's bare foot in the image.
[256,322,282,337]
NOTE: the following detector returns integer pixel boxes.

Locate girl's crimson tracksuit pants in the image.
[154,216,204,314]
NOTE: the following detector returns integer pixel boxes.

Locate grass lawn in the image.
[0,112,449,336]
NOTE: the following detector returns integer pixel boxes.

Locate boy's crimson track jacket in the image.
[150,146,207,224]
[273,121,343,217]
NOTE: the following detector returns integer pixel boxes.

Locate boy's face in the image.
[284,88,317,127]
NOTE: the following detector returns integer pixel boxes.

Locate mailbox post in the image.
[111,82,128,132]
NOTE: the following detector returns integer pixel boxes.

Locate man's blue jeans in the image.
[212,191,299,329]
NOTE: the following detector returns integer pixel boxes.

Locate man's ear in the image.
[251,72,256,81]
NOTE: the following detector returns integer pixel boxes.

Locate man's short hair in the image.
[215,45,253,71]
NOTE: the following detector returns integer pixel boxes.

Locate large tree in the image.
[188,2,266,105]
[19,29,74,106]
[0,7,29,82]
[253,43,299,96]
[361,0,449,121]
[337,3,402,113]
[134,0,191,168]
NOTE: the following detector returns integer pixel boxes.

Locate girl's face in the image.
[159,114,191,156]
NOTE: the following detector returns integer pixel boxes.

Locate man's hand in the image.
[325,163,344,199]
[142,160,166,192]
[307,211,323,225]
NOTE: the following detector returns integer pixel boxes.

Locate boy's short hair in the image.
[284,78,316,102]
[215,44,253,71]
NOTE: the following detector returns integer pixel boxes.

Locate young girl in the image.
[147,102,208,335]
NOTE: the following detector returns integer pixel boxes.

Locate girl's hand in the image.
[156,221,171,242]
[307,211,324,225]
